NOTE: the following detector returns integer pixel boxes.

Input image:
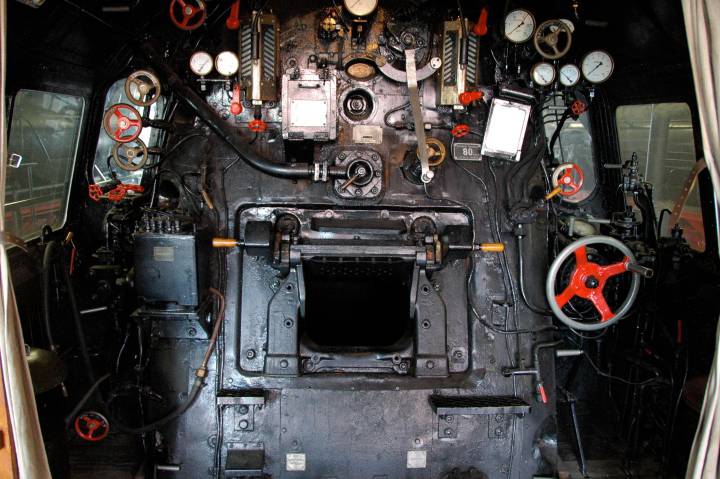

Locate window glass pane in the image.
[5,90,84,240]
[543,95,597,203]
[92,79,165,185]
[616,103,704,251]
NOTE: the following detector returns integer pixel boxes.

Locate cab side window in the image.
[5,90,84,239]
[616,103,705,251]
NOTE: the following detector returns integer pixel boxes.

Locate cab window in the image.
[5,90,84,239]
[92,78,166,186]
[616,102,704,251]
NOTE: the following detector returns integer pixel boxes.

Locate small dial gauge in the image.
[189,51,213,76]
[215,51,239,77]
[559,64,581,87]
[504,9,536,43]
[559,18,575,33]
[531,62,556,86]
[343,0,378,17]
[581,50,614,84]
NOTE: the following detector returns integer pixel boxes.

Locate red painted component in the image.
[74,412,110,442]
[169,0,207,31]
[473,7,489,36]
[248,119,267,133]
[554,245,631,322]
[88,185,103,202]
[107,184,145,203]
[451,124,470,138]
[230,83,243,116]
[571,100,587,116]
[226,0,240,30]
[557,163,584,196]
[103,104,143,143]
[458,90,484,106]
[537,383,548,404]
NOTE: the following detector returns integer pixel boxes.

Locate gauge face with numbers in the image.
[581,50,614,84]
[559,64,581,87]
[343,0,378,17]
[531,62,556,86]
[189,51,213,76]
[215,51,239,77]
[504,9,535,43]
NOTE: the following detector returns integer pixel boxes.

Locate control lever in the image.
[339,166,367,192]
[404,49,433,183]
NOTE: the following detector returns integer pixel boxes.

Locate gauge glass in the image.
[504,9,535,43]
[559,64,580,87]
[343,0,378,17]
[189,51,213,76]
[581,50,614,84]
[215,51,239,77]
[531,62,556,86]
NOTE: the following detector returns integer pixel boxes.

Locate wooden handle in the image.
[212,237,238,248]
[477,243,505,253]
[545,186,562,200]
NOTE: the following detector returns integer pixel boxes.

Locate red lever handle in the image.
[230,83,243,115]
[226,0,240,30]
[473,7,488,36]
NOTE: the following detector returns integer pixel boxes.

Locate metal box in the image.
[281,69,337,141]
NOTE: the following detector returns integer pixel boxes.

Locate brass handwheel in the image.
[124,70,161,107]
[112,138,149,171]
[533,20,572,60]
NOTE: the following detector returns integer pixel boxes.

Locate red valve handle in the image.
[230,83,243,116]
[107,184,145,202]
[169,0,207,31]
[248,119,267,133]
[571,100,587,117]
[556,164,584,196]
[473,7,489,36]
[458,91,484,107]
[88,185,103,202]
[226,0,240,30]
[555,246,631,322]
[451,124,470,138]
[103,103,143,143]
[74,412,110,442]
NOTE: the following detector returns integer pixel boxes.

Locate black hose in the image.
[517,233,553,316]
[139,43,315,179]
[64,373,112,427]
[42,240,59,350]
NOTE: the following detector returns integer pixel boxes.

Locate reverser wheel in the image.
[546,235,641,331]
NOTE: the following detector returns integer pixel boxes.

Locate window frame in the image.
[5,88,86,241]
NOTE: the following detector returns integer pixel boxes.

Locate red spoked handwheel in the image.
[169,0,207,31]
[103,103,143,143]
[451,124,470,138]
[74,412,110,442]
[248,119,267,133]
[552,162,584,197]
[546,235,641,331]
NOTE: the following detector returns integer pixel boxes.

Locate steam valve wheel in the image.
[169,0,207,31]
[551,162,584,197]
[112,138,149,171]
[74,411,110,442]
[546,235,641,331]
[533,19,572,60]
[103,103,143,143]
[124,70,162,107]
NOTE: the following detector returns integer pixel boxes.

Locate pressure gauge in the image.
[559,18,575,33]
[531,62,556,86]
[559,64,581,87]
[581,50,614,84]
[189,51,213,76]
[214,51,239,77]
[504,9,535,43]
[343,0,378,17]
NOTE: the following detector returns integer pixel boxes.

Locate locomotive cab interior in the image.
[1,0,719,478]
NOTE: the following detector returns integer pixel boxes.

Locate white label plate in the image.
[406,450,427,469]
[286,453,306,471]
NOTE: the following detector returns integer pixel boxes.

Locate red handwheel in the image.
[103,103,143,143]
[546,236,641,331]
[169,0,207,31]
[74,412,110,442]
[552,162,584,197]
[248,119,267,133]
[451,124,470,138]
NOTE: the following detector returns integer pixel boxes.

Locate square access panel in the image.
[281,69,337,141]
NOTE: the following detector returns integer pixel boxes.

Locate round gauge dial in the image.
[531,62,556,86]
[343,0,378,17]
[215,51,239,77]
[581,50,614,84]
[559,18,575,33]
[504,9,536,43]
[559,64,581,87]
[189,51,213,76]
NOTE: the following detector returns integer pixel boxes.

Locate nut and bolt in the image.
[246,349,256,359]
[239,420,250,430]
[239,405,249,414]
